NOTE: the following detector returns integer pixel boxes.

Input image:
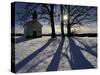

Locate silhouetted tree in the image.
[41,4,56,38]
[60,5,64,36]
[16,3,97,37]
[64,5,97,35]
[16,3,56,38]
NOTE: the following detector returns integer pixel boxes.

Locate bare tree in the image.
[16,3,97,37]
[60,5,64,36]
[64,5,97,35]
[41,4,56,38]
[16,3,56,38]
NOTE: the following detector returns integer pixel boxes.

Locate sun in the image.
[63,15,68,20]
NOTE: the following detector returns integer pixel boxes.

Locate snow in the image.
[13,22,97,73]
[15,36,97,73]
[73,37,97,67]
[15,36,50,64]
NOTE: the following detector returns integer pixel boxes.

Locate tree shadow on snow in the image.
[26,38,61,72]
[74,38,97,57]
[26,37,65,72]
[15,36,41,44]
[46,37,65,71]
[16,37,96,72]
[15,36,32,44]
[64,37,95,70]
[16,38,55,72]
[26,53,55,72]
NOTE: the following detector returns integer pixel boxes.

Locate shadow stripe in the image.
[16,38,53,72]
[68,37,94,69]
[46,37,65,71]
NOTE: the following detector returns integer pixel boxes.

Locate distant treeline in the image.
[11,33,97,37]
[11,33,23,36]
[42,33,97,37]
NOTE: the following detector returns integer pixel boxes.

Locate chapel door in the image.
[32,31,37,38]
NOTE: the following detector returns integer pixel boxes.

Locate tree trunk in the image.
[67,25,71,35]
[67,5,71,36]
[50,5,56,38]
[61,5,64,37]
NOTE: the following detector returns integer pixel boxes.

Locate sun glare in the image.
[63,15,68,20]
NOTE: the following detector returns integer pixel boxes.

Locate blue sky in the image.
[14,2,97,27]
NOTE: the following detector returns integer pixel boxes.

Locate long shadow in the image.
[46,37,65,71]
[26,53,55,72]
[74,38,97,57]
[67,37,94,69]
[11,33,24,36]
[15,36,31,44]
[16,38,54,72]
[26,38,60,72]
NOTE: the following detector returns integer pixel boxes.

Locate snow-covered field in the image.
[15,36,97,73]
[13,22,97,73]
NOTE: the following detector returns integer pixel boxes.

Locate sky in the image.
[14,2,97,29]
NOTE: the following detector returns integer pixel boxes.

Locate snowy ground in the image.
[15,36,97,73]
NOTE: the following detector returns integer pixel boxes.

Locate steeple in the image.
[32,11,37,20]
